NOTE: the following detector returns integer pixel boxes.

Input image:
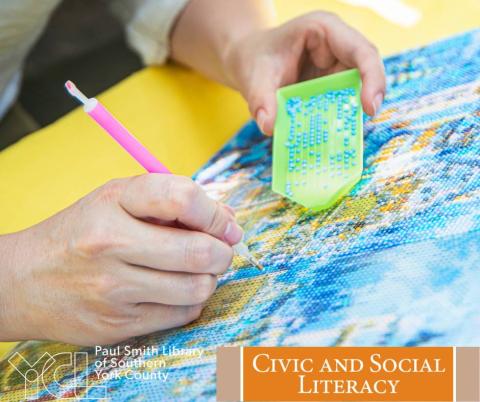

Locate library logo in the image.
[8,351,106,400]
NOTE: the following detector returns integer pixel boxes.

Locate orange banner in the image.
[242,347,453,401]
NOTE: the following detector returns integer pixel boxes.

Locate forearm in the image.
[0,225,55,341]
[170,0,276,88]
[0,232,29,340]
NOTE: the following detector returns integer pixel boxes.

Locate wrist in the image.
[221,30,263,94]
[0,229,49,341]
[219,8,277,91]
[0,232,24,340]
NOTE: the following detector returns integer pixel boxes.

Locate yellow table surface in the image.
[0,0,479,358]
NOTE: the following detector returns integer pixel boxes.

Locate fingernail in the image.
[372,93,384,116]
[256,108,267,134]
[224,221,244,245]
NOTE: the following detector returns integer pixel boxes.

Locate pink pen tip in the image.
[65,80,74,91]
[64,80,88,105]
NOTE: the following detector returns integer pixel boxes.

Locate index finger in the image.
[318,13,386,115]
[118,174,244,245]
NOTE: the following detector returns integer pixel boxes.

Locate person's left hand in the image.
[224,11,386,135]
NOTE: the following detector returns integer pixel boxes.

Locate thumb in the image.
[256,106,275,137]
[248,75,279,136]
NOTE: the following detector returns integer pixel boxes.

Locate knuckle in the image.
[185,236,214,270]
[296,12,339,41]
[205,202,224,234]
[96,304,143,339]
[168,177,198,215]
[90,315,130,345]
[365,42,380,57]
[95,179,123,204]
[132,306,151,329]
[357,42,380,60]
[130,174,193,216]
[368,41,379,53]
[187,274,216,304]
[135,174,164,210]
[98,313,134,334]
[90,272,120,298]
[73,221,119,258]
[72,181,128,259]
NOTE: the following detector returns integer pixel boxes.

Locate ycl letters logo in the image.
[8,351,106,400]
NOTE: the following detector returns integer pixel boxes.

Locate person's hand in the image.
[224,11,386,135]
[0,175,242,346]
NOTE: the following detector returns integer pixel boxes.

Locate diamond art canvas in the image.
[1,29,479,401]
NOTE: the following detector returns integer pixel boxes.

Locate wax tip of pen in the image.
[64,80,88,105]
[253,259,264,271]
[65,80,74,91]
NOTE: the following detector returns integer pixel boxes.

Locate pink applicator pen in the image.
[65,80,263,270]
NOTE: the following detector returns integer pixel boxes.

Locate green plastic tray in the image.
[272,69,363,210]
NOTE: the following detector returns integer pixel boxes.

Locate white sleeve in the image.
[110,0,191,65]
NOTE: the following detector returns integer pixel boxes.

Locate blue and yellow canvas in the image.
[0,29,479,401]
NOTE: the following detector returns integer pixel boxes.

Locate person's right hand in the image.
[0,175,243,346]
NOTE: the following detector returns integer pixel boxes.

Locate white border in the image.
[453,346,457,402]
[240,347,244,401]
